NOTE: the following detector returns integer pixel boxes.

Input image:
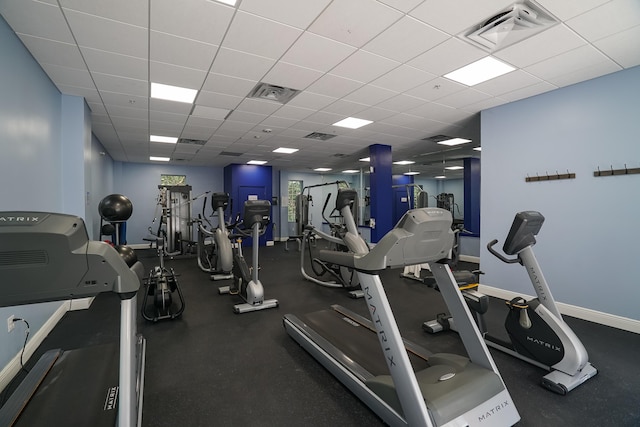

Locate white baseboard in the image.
[0,302,69,392]
[478,284,640,334]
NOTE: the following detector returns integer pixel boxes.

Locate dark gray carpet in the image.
[4,242,640,426]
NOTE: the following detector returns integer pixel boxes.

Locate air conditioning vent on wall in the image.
[461,0,558,52]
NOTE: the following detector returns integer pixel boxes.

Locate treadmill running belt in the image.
[14,343,120,427]
[301,309,429,376]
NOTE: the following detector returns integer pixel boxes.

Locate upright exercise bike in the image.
[195,192,234,281]
[218,199,278,314]
[424,211,597,394]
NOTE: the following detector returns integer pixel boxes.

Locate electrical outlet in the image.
[7,315,15,333]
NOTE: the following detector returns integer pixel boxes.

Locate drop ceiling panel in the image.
[105,105,149,120]
[473,70,543,97]
[494,24,587,68]
[546,60,624,88]
[63,9,147,58]
[81,47,148,80]
[0,1,74,43]
[565,0,640,42]
[57,85,101,104]
[305,74,363,99]
[377,0,425,14]
[308,0,403,48]
[279,32,357,72]
[286,91,337,110]
[323,99,368,117]
[330,50,400,84]
[150,31,218,71]
[435,89,493,109]
[149,110,189,124]
[150,0,234,45]
[376,93,426,112]
[211,48,275,81]
[409,78,466,102]
[16,35,86,69]
[408,37,486,77]
[593,25,640,68]
[40,64,94,90]
[239,0,332,29]
[409,0,513,35]
[370,64,436,93]
[92,73,148,97]
[363,16,448,63]
[235,98,282,115]
[59,0,148,26]
[343,85,397,106]
[525,45,616,82]
[262,62,324,91]
[270,105,315,121]
[149,98,192,115]
[536,0,611,21]
[222,11,303,59]
[201,73,257,98]
[192,105,230,120]
[149,62,207,90]
[498,81,557,102]
[101,91,148,109]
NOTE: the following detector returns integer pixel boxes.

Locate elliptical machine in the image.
[142,230,185,322]
[195,192,234,281]
[299,186,369,298]
[423,211,597,394]
[218,199,278,314]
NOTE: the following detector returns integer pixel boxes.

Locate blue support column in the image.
[463,157,480,236]
[369,144,393,243]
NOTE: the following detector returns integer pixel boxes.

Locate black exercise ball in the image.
[114,245,137,267]
[99,194,133,222]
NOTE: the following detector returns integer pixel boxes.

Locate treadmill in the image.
[284,208,521,427]
[0,212,146,427]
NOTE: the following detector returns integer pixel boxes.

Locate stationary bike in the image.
[195,192,234,281]
[218,200,278,314]
[142,231,186,322]
[423,211,597,394]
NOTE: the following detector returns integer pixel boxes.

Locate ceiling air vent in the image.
[178,138,207,145]
[304,132,337,141]
[219,151,243,157]
[461,1,558,52]
[422,135,451,143]
[248,83,301,104]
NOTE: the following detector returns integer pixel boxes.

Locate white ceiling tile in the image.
[40,63,94,90]
[222,11,303,59]
[279,32,357,72]
[149,98,193,115]
[535,0,612,21]
[226,110,268,125]
[363,16,448,63]
[322,99,368,117]
[235,98,282,115]
[185,115,223,131]
[104,105,149,120]
[271,105,315,120]
[410,0,513,35]
[407,101,467,124]
[409,77,466,102]
[262,62,324,90]
[211,48,275,81]
[196,90,244,110]
[525,45,616,81]
[308,0,403,48]
[150,121,185,134]
[81,47,147,80]
[149,61,207,89]
[494,24,587,68]
[150,0,234,45]
[565,0,640,42]
[16,35,85,69]
[473,70,543,97]
[355,107,397,121]
[376,93,426,112]
[110,115,148,129]
[377,0,425,14]
[259,116,299,129]
[434,89,492,109]
[593,25,640,68]
[100,91,148,109]
[192,105,231,120]
[498,81,557,103]
[57,85,101,103]
[305,74,363,98]
[64,9,147,58]
[59,0,148,26]
[371,65,436,93]
[1,1,74,43]
[343,85,397,105]
[460,96,508,113]
[330,50,400,84]
[150,31,218,71]
[300,111,345,126]
[88,103,107,115]
[239,0,332,29]
[547,60,623,88]
[201,73,257,97]
[92,72,148,97]
[408,37,486,76]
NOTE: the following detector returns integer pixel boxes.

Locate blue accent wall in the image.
[481,66,640,320]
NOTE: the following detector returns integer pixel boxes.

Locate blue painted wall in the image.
[481,66,640,320]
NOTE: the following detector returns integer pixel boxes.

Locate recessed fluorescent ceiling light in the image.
[445,166,464,170]
[438,138,472,146]
[273,147,298,154]
[150,135,178,144]
[314,168,331,172]
[247,160,267,165]
[151,82,197,103]
[435,175,446,179]
[214,0,237,5]
[333,117,373,129]
[342,170,359,174]
[474,147,482,151]
[359,157,370,162]
[150,156,170,162]
[393,160,415,165]
[404,171,420,175]
[444,57,515,86]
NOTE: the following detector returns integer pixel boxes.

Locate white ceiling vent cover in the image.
[462,1,558,52]
[248,83,301,104]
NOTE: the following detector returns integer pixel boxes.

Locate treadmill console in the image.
[502,211,545,255]
[243,200,271,228]
[211,192,229,210]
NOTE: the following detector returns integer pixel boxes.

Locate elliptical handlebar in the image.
[487,239,521,264]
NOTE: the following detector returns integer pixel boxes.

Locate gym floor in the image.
[6,242,640,426]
